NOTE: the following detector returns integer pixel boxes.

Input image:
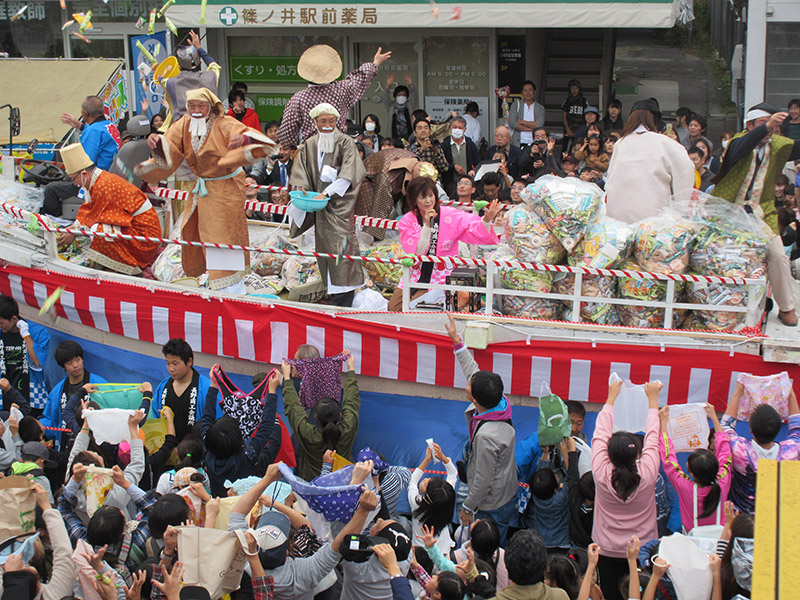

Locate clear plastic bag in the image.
[503,205,566,264]
[633,211,696,275]
[250,229,298,277]
[522,175,603,252]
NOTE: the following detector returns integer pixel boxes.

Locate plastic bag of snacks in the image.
[152,243,185,283]
[553,273,621,325]
[361,242,403,290]
[502,295,562,320]
[571,217,635,269]
[617,260,689,328]
[633,212,696,275]
[503,205,565,264]
[523,175,603,252]
[684,282,750,331]
[251,230,298,277]
[499,264,552,293]
[280,255,321,290]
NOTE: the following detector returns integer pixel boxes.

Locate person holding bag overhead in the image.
[659,403,732,536]
[591,379,662,600]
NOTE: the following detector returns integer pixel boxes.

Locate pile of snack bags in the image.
[489,178,769,330]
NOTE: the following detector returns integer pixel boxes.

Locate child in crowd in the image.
[0,295,49,412]
[660,403,732,534]
[565,436,595,548]
[522,454,570,552]
[151,338,220,441]
[202,365,281,497]
[561,79,588,152]
[722,382,800,513]
[41,340,107,446]
[409,441,458,555]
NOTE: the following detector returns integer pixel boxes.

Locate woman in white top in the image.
[408,442,458,556]
[605,100,695,224]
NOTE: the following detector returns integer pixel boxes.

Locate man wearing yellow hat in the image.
[56,143,160,275]
[135,87,276,294]
[278,44,392,151]
[288,103,366,306]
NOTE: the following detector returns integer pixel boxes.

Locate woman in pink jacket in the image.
[659,403,732,534]
[591,379,662,600]
[388,176,501,311]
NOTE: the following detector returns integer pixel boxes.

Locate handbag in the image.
[687,484,724,541]
[178,526,247,600]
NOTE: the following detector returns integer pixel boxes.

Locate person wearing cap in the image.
[42,96,122,219]
[278,45,392,151]
[162,30,220,130]
[136,87,276,294]
[11,441,55,502]
[229,464,381,600]
[54,142,161,275]
[712,103,800,326]
[561,79,588,152]
[572,105,600,145]
[287,102,366,306]
[562,155,579,178]
[604,99,695,224]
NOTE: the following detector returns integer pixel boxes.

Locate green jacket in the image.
[713,127,795,234]
[283,371,361,481]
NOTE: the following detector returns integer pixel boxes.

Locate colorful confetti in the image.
[39,286,65,315]
[61,19,75,29]
[200,0,207,24]
[10,5,28,21]
[164,15,178,35]
[72,31,91,44]
[147,8,156,34]
[134,16,145,29]
[157,0,175,18]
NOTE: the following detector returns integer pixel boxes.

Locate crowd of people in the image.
[0,295,793,600]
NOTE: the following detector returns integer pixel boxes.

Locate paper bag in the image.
[0,477,35,541]
[666,404,710,453]
[177,526,247,600]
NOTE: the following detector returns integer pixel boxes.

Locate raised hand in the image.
[417,523,437,549]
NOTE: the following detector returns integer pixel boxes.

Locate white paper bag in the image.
[178,526,247,600]
[610,372,650,433]
[666,404,710,453]
[659,533,713,600]
[82,409,134,445]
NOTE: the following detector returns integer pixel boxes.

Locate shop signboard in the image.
[229,56,305,83]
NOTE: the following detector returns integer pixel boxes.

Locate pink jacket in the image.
[660,431,732,533]
[398,206,499,286]
[591,405,660,558]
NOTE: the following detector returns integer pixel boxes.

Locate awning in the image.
[0,58,125,144]
[169,0,680,29]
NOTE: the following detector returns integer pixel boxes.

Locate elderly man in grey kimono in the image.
[288,103,366,307]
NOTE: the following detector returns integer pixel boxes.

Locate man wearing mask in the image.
[162,30,221,129]
[287,103,366,307]
[441,117,479,193]
[136,87,276,294]
[713,102,800,326]
[486,125,523,180]
[279,45,391,151]
[383,72,418,141]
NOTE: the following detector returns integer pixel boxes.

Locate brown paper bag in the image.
[177,526,247,600]
[0,476,35,541]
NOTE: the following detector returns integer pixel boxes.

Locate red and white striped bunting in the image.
[0,263,794,408]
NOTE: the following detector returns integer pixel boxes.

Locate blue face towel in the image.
[278,463,370,523]
[0,532,40,566]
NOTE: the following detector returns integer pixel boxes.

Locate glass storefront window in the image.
[71,37,125,59]
[0,1,63,58]
[765,23,800,110]
[355,41,419,133]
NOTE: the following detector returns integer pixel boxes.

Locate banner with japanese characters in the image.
[166,0,681,29]
[131,32,168,120]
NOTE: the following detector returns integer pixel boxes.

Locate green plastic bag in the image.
[537,384,571,446]
[89,384,143,410]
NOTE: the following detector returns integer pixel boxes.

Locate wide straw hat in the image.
[60,143,94,175]
[298,45,343,85]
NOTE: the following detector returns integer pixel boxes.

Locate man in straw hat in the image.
[713,102,800,326]
[135,87,276,294]
[56,142,160,275]
[278,44,392,151]
[287,103,366,307]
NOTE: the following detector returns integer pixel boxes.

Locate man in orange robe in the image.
[57,143,161,275]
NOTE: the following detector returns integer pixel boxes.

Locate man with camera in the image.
[519,127,562,181]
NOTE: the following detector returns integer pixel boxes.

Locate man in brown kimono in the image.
[135,87,275,293]
[288,103,366,307]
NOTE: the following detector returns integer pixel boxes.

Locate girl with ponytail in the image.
[659,403,732,534]
[282,351,362,480]
[591,379,662,600]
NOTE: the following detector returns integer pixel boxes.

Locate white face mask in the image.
[365,122,376,132]
[451,128,465,140]
[721,139,729,149]
[395,95,408,106]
